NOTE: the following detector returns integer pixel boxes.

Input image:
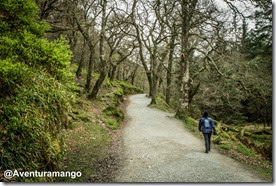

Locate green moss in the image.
[185,117,198,125]
[72,108,91,122]
[103,107,124,119]
[96,79,141,130]
[92,72,100,79]
[77,114,90,122]
[102,107,124,130]
[150,94,174,113]
[115,80,143,94]
[99,79,142,108]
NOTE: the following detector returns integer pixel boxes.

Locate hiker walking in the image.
[198,111,216,153]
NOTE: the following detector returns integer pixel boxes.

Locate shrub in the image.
[0,60,75,172]
[0,0,76,179]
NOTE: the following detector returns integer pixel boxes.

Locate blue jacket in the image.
[198,117,216,134]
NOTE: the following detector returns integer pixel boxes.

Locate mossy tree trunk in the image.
[74,10,97,92]
[88,0,107,100]
[165,24,176,105]
[150,75,158,105]
[176,0,198,119]
[85,47,95,92]
[131,64,139,85]
[88,70,106,100]
[76,39,86,79]
[109,65,117,80]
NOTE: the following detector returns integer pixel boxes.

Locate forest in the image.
[0,0,272,182]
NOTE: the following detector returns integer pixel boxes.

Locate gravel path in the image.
[115,94,265,182]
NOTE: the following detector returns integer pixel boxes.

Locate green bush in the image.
[0,0,50,36]
[0,0,76,178]
[0,60,75,172]
[0,33,73,81]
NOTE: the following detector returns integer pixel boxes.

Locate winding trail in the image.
[115,94,264,182]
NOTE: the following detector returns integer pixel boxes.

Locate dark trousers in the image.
[203,133,212,152]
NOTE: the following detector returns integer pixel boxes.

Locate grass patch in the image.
[73,110,91,122]
[98,79,141,130]
[57,98,112,182]
[99,78,143,108]
[114,80,143,94]
[150,93,175,113]
[237,143,255,157]
[102,117,120,130]
[181,117,202,138]
[56,77,142,181]
[60,121,111,182]
[246,163,273,182]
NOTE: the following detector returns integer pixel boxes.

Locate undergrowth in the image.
[149,93,174,113]
[102,107,124,130]
[56,97,111,182]
[57,75,143,181]
[0,0,77,181]
[98,78,143,130]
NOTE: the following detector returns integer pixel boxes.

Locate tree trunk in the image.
[150,75,158,105]
[110,65,117,80]
[85,47,95,92]
[131,64,139,85]
[176,0,198,119]
[69,30,78,64]
[188,82,200,104]
[76,39,86,78]
[158,76,163,91]
[176,55,190,118]
[165,28,176,105]
[146,71,153,97]
[88,0,107,100]
[116,66,121,80]
[88,71,106,100]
